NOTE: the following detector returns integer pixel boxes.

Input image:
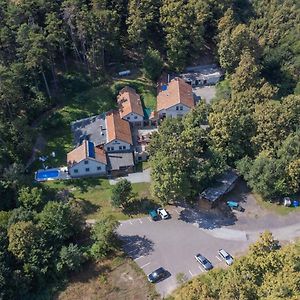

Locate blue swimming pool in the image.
[35,169,60,181]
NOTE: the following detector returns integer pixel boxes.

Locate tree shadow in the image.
[76,198,100,215]
[118,235,154,259]
[179,205,237,230]
[63,177,105,193]
[123,197,159,216]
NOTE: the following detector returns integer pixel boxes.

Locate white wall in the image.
[122,112,144,123]
[69,158,106,177]
[158,104,191,118]
[104,139,132,152]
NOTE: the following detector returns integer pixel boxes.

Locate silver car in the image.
[218,249,234,265]
[195,253,213,270]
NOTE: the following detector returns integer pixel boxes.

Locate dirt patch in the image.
[56,258,159,300]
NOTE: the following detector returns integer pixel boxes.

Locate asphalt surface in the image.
[193,86,216,103]
[109,169,151,185]
[117,207,250,297]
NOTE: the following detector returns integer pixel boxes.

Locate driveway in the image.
[193,86,216,104]
[109,169,151,185]
[117,207,251,297]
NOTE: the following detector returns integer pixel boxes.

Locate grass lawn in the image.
[46,178,156,220]
[254,193,300,216]
[56,255,159,300]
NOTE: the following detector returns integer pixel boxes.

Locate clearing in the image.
[56,257,159,300]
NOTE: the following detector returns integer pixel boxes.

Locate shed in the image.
[199,170,239,208]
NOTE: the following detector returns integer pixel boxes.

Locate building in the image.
[156,77,195,118]
[107,152,135,176]
[67,140,107,177]
[71,114,107,147]
[199,170,239,208]
[117,86,144,125]
[182,64,223,86]
[104,110,133,152]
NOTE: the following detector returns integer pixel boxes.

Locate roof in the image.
[105,110,133,145]
[107,152,134,171]
[200,170,239,203]
[71,114,106,147]
[157,77,194,111]
[117,86,144,118]
[67,140,107,166]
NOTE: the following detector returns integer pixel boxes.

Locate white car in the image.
[218,249,234,265]
[157,208,169,220]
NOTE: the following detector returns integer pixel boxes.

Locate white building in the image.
[117,86,144,125]
[67,140,107,177]
[104,110,133,152]
[156,77,195,119]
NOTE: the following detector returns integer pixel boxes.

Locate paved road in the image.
[117,203,300,297]
[109,169,151,185]
[117,207,251,297]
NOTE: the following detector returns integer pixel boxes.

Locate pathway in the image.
[109,168,151,185]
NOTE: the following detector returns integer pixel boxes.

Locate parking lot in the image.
[117,206,251,297]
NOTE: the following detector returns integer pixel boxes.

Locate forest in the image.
[0,0,299,298]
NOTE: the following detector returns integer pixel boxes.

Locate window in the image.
[74,169,78,173]
[97,166,101,170]
[85,168,90,172]
[180,106,183,110]
[134,116,138,119]
[107,147,110,151]
[176,106,179,110]
[127,116,130,120]
[138,157,142,161]
[84,160,89,164]
[123,146,126,150]
[111,147,114,151]
[119,146,122,150]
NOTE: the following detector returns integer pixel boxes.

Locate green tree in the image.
[18,187,45,211]
[111,179,133,208]
[38,201,82,242]
[143,48,163,81]
[90,215,119,259]
[127,0,161,48]
[160,0,208,70]
[209,99,255,164]
[56,243,85,273]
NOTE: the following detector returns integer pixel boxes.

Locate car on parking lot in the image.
[227,201,245,212]
[218,249,234,265]
[147,267,168,283]
[157,208,170,219]
[149,209,159,221]
[195,253,213,270]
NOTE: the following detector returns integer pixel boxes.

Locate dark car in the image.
[149,209,159,221]
[195,254,213,270]
[147,267,168,283]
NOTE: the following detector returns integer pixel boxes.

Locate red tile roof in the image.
[67,140,107,165]
[157,77,194,111]
[117,86,144,118]
[106,110,133,145]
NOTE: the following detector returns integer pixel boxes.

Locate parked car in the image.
[227,201,245,212]
[157,208,170,219]
[147,267,168,283]
[195,254,213,270]
[149,209,159,221]
[218,249,234,265]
